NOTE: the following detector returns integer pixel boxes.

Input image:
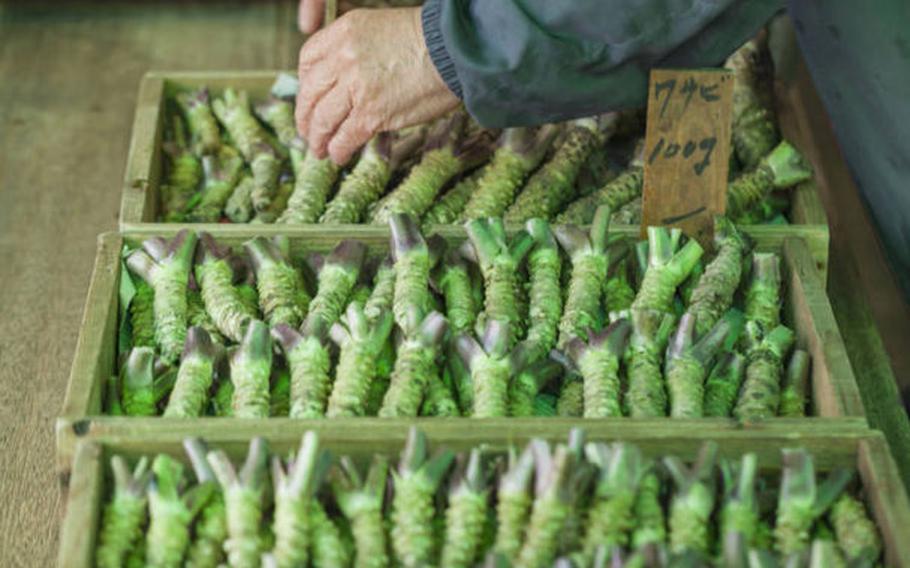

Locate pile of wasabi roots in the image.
[95,427,882,568]
[116,206,809,421]
[158,39,812,227]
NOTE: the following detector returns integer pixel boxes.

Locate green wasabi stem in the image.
[725,40,780,170]
[556,376,585,417]
[632,227,704,315]
[121,347,159,416]
[808,539,847,568]
[189,145,245,222]
[183,438,229,568]
[492,446,535,559]
[432,249,478,335]
[96,456,151,568]
[147,455,215,567]
[744,253,782,331]
[829,493,881,564]
[631,472,666,550]
[212,88,281,211]
[380,312,448,417]
[244,236,309,327]
[507,357,563,417]
[774,448,853,556]
[462,124,560,220]
[555,205,615,348]
[564,319,632,418]
[163,327,219,417]
[331,455,391,568]
[422,174,479,228]
[779,349,811,417]
[456,321,519,418]
[720,454,760,555]
[554,161,644,225]
[278,146,340,223]
[506,115,618,223]
[389,213,433,335]
[704,352,747,417]
[212,375,234,417]
[523,219,562,361]
[464,217,534,339]
[230,320,273,418]
[665,441,719,555]
[126,230,198,364]
[270,432,325,568]
[195,233,257,342]
[322,128,426,223]
[175,88,222,156]
[272,324,331,418]
[611,197,643,224]
[666,313,732,417]
[225,175,256,222]
[727,141,813,218]
[253,96,297,149]
[304,240,367,336]
[605,260,636,315]
[309,500,351,568]
[624,309,676,417]
[441,450,489,567]
[251,174,294,223]
[328,302,394,416]
[269,365,291,416]
[129,279,156,348]
[422,372,462,417]
[373,111,491,223]
[363,256,396,325]
[160,116,203,222]
[207,438,270,568]
[391,427,455,568]
[688,217,751,335]
[734,323,796,420]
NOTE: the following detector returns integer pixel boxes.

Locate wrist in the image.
[420,0,463,100]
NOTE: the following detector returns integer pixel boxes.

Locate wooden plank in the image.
[858,435,910,567]
[56,441,102,568]
[120,74,165,224]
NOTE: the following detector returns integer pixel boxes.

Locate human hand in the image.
[296,7,461,165]
[298,0,325,34]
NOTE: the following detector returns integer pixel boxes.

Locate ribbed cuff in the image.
[421,0,464,100]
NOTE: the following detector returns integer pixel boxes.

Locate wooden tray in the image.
[57,428,910,567]
[56,226,861,465]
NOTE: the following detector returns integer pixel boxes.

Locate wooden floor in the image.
[0,2,908,565]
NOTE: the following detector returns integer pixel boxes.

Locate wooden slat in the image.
[120,74,165,224]
[56,441,102,568]
[858,435,910,567]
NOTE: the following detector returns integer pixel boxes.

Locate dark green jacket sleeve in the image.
[422,0,783,127]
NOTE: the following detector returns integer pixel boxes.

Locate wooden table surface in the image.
[0,2,908,565]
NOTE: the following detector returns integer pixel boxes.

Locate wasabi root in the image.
[744,253,782,331]
[175,88,222,156]
[720,453,760,553]
[433,248,478,335]
[331,455,391,568]
[624,309,676,417]
[631,227,704,315]
[183,438,229,568]
[523,219,562,361]
[96,456,151,568]
[829,493,881,564]
[456,321,518,418]
[688,217,751,336]
[189,146,245,222]
[725,40,780,170]
[278,147,340,224]
[225,175,256,223]
[380,312,448,417]
[129,279,156,348]
[160,116,203,222]
[779,349,810,417]
[507,358,562,417]
[230,320,273,419]
[564,319,632,418]
[631,471,666,549]
[493,445,535,559]
[147,454,214,567]
[665,313,731,418]
[422,174,479,227]
[441,450,488,568]
[304,239,366,337]
[272,324,330,419]
[163,327,219,418]
[665,442,718,555]
[727,141,812,219]
[363,256,396,325]
[734,323,795,420]
[195,232,257,342]
[703,352,747,417]
[555,158,643,226]
[120,347,159,416]
[244,236,309,327]
[389,213,433,335]
[270,432,324,568]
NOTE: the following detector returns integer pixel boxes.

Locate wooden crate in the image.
[57,429,910,567]
[56,226,860,465]
[118,68,830,229]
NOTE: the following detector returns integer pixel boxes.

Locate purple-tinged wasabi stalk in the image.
[563,319,632,418]
[175,88,222,156]
[163,327,219,418]
[212,88,281,211]
[126,230,198,364]
[555,205,615,348]
[779,349,811,417]
[725,40,780,170]
[160,116,203,222]
[688,217,751,336]
[327,302,394,417]
[719,454,760,555]
[432,248,478,335]
[456,321,520,418]
[225,175,256,223]
[744,253,782,332]
[664,441,718,555]
[422,174,479,228]
[372,111,491,223]
[251,174,294,224]
[440,450,489,568]
[244,236,309,327]
[207,438,270,568]
[464,217,533,339]
[493,445,535,559]
[322,129,425,223]
[523,219,562,361]
[632,227,704,315]
[461,124,560,220]
[363,256,395,325]
[304,239,366,337]
[704,352,747,417]
[389,213,433,335]
[829,493,881,564]
[380,312,448,417]
[147,454,215,568]
[195,233,257,342]
[270,432,325,568]
[631,472,666,550]
[774,448,853,556]
[506,115,618,223]
[390,427,455,568]
[130,280,156,348]
[665,313,732,418]
[734,323,796,420]
[727,141,813,219]
[183,438,228,568]
[272,324,330,419]
[121,347,159,416]
[277,146,340,223]
[189,146,245,222]
[508,357,563,417]
[624,309,676,417]
[96,456,151,568]
[331,455,390,568]
[554,155,644,225]
[230,320,273,418]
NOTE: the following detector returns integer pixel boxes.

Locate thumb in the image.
[298,0,326,34]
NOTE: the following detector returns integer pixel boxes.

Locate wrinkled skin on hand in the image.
[296,7,460,164]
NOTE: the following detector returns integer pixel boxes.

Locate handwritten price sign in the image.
[641,69,734,245]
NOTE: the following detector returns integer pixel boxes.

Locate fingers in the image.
[327,115,373,165]
[306,87,354,158]
[295,64,337,139]
[298,0,325,34]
